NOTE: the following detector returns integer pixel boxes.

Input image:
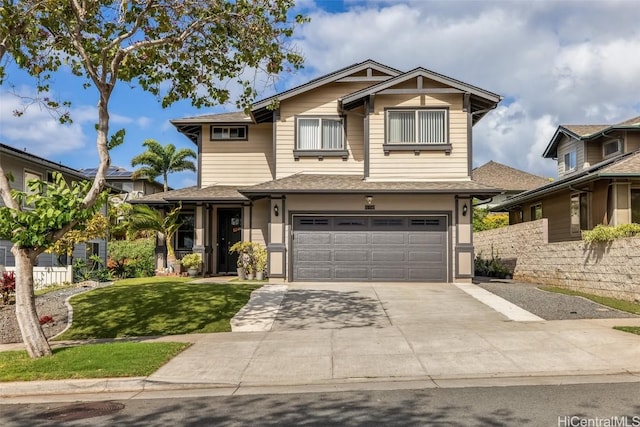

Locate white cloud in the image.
[0,90,87,156]
[291,0,640,177]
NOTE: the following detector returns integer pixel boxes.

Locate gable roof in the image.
[0,142,87,181]
[340,67,501,124]
[472,161,549,192]
[543,115,640,158]
[250,60,402,121]
[493,150,640,211]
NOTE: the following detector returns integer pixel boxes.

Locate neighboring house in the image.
[81,165,166,201]
[0,143,108,267]
[472,161,550,208]
[135,60,502,282]
[493,116,640,242]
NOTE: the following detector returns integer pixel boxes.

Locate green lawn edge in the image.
[0,342,190,382]
[54,277,260,340]
[539,286,640,315]
[613,326,640,336]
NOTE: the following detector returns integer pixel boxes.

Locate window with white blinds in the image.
[387,109,447,144]
[296,117,344,150]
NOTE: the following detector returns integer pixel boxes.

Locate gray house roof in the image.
[543,115,640,158]
[131,185,248,205]
[240,174,500,197]
[0,143,87,181]
[493,150,640,210]
[472,161,549,192]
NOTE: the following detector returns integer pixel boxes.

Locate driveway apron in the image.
[148,282,640,387]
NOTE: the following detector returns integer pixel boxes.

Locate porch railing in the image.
[2,266,73,290]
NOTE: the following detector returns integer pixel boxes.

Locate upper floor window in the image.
[210,126,247,141]
[296,117,344,150]
[564,151,577,172]
[387,109,447,144]
[602,140,622,158]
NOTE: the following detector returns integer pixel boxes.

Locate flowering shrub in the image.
[1,271,16,305]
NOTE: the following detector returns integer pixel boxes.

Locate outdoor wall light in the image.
[462,203,468,216]
[274,204,279,217]
[365,195,374,205]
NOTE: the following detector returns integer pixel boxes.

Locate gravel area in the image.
[0,281,112,344]
[476,280,639,321]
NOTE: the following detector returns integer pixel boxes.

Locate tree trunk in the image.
[13,247,52,358]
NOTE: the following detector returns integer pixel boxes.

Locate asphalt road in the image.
[2,382,639,427]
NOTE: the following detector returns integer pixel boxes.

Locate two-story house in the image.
[494,116,640,242]
[136,60,502,282]
[81,165,166,201]
[0,143,108,267]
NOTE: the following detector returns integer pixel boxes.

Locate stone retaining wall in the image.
[475,221,640,302]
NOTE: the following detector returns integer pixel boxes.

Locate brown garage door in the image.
[292,216,447,282]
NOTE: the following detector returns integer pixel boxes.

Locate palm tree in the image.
[131,139,197,192]
[127,204,183,267]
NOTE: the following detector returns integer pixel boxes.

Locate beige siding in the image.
[534,190,577,243]
[585,142,602,167]
[626,132,640,152]
[250,199,269,247]
[275,82,372,179]
[200,123,273,186]
[368,93,469,180]
[556,137,585,177]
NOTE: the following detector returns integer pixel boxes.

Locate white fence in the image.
[2,266,73,289]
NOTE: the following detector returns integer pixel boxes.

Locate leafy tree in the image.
[0,173,108,357]
[473,206,509,232]
[46,213,108,258]
[127,204,183,268]
[0,0,305,358]
[131,140,196,192]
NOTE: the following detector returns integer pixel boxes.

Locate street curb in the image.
[3,370,640,400]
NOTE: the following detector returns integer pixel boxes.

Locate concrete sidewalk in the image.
[2,282,640,402]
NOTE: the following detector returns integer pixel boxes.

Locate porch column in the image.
[455,196,474,282]
[192,203,206,273]
[268,196,286,279]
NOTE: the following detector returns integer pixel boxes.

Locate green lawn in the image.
[539,286,640,315]
[55,277,261,340]
[0,342,189,382]
[613,326,640,336]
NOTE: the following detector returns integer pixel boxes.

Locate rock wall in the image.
[475,221,640,303]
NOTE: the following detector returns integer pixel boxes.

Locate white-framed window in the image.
[210,126,247,141]
[387,109,447,144]
[564,151,577,172]
[296,117,344,150]
[602,139,622,158]
[570,193,589,235]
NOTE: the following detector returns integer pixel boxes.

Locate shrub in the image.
[73,255,112,282]
[181,253,202,269]
[1,271,16,305]
[474,249,512,279]
[107,238,155,278]
[473,207,509,232]
[582,223,640,243]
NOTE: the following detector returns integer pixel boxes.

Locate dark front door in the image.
[217,208,242,274]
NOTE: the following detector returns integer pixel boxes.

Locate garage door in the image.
[292,216,448,282]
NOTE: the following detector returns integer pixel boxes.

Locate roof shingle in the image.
[472,161,549,191]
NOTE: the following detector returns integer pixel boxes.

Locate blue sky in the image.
[1,0,639,188]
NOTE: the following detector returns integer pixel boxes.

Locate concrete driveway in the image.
[146,282,640,387]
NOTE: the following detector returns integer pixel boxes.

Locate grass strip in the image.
[55,277,260,340]
[613,326,640,336]
[0,342,189,382]
[539,286,640,315]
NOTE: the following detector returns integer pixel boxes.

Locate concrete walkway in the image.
[2,282,640,402]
